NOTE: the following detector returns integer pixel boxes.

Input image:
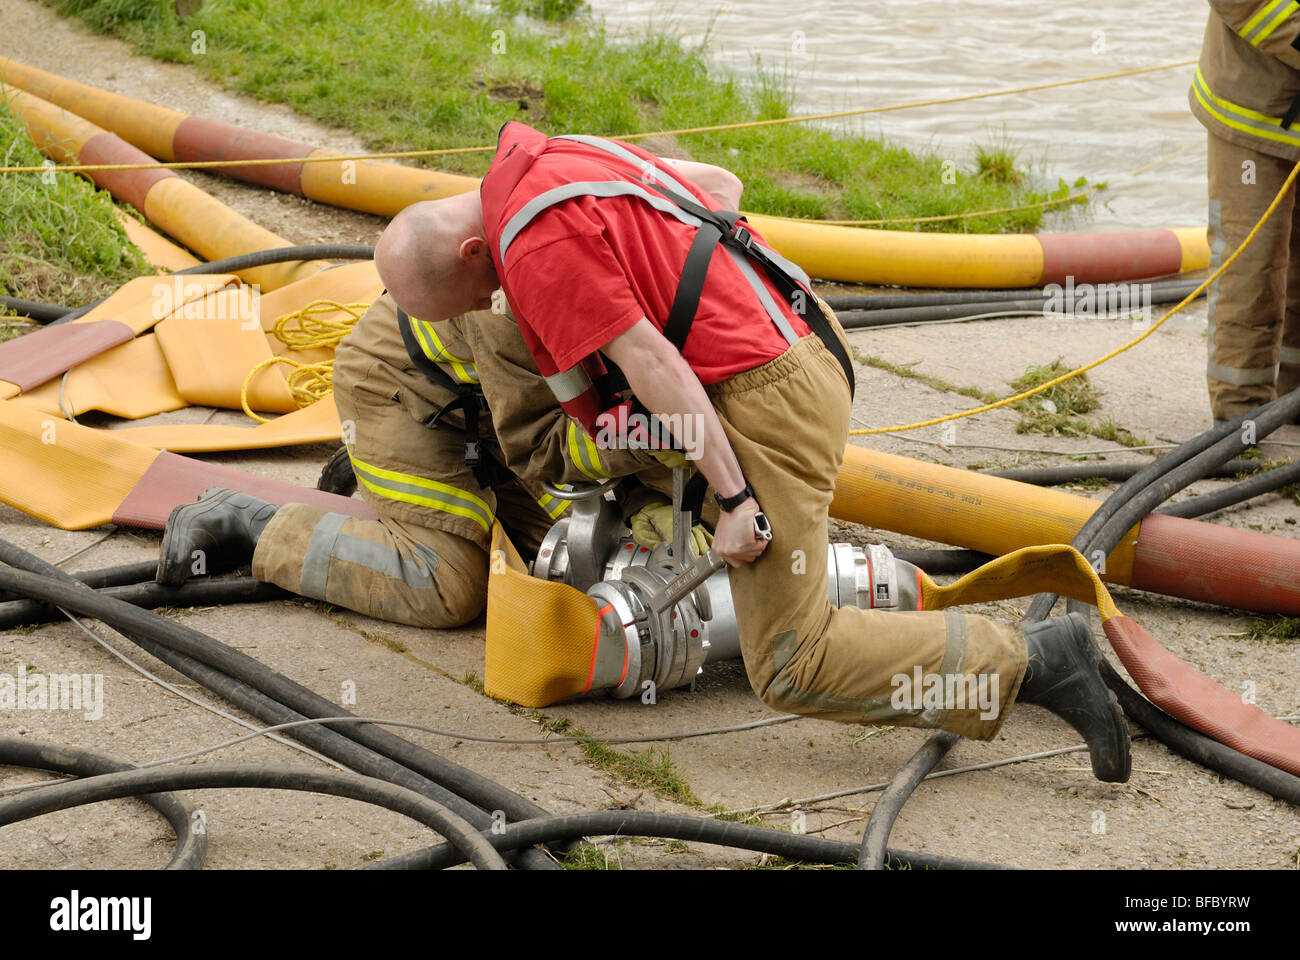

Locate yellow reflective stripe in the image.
[1256,0,1300,42]
[408,315,479,384]
[348,451,494,533]
[1192,67,1300,146]
[567,421,613,479]
[536,492,571,520]
[1241,0,1285,37]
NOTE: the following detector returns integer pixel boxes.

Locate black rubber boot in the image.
[1018,612,1131,783]
[156,488,278,586]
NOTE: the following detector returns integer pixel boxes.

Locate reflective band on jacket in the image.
[1239,0,1299,45]
[545,366,593,403]
[535,490,571,520]
[407,313,479,384]
[1192,66,1300,147]
[349,450,495,533]
[568,420,612,479]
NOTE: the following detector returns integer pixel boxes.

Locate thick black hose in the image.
[892,548,991,575]
[837,283,1204,329]
[0,295,69,323]
[1021,398,1288,623]
[0,542,560,869]
[0,559,159,604]
[858,731,961,870]
[984,458,1261,486]
[1069,607,1300,804]
[52,244,377,325]
[822,278,1202,313]
[0,575,287,629]
[0,758,508,871]
[1156,458,1300,519]
[369,810,1006,871]
[0,738,206,870]
[1017,388,1300,802]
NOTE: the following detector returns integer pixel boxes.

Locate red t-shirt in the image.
[491,136,811,385]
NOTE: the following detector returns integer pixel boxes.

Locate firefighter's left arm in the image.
[1212,0,1300,71]
[467,309,659,486]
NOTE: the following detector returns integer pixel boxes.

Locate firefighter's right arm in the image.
[1211,1,1300,71]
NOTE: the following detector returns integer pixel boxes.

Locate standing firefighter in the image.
[1191,1,1300,420]
[390,122,1131,782]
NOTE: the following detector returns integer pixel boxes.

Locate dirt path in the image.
[1,0,1298,871]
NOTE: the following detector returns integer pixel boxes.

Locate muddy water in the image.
[583,0,1209,232]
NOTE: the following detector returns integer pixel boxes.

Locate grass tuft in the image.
[0,98,150,307]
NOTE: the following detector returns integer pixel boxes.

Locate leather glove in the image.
[629,501,713,556]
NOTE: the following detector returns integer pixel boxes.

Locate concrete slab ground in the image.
[1,0,1298,871]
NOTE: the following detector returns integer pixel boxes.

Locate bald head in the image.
[375,191,499,322]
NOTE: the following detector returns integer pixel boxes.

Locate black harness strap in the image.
[395,305,505,491]
[648,182,856,398]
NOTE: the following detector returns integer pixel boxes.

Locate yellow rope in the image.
[0,59,1194,175]
[239,300,366,423]
[850,159,1300,436]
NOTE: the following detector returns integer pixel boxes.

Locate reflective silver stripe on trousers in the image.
[1281,345,1300,365]
[545,366,593,403]
[915,610,969,729]
[1209,360,1280,385]
[1202,197,1275,385]
[299,511,440,597]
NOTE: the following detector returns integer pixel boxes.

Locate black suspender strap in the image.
[395,305,504,491]
[646,182,856,398]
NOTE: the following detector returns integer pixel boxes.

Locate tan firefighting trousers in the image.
[708,329,1027,740]
[1206,131,1300,419]
[251,294,611,627]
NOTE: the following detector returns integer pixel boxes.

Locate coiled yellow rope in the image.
[239,299,367,423]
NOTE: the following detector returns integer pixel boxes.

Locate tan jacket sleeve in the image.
[1211,0,1300,72]
[460,309,663,486]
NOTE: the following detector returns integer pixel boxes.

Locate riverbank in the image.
[41,0,1086,232]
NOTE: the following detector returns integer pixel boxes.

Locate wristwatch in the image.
[714,482,756,513]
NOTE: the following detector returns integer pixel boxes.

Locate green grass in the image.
[560,842,622,869]
[1243,616,1300,645]
[43,0,1090,232]
[0,97,150,307]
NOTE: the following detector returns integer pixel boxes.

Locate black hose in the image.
[0,738,206,870]
[858,731,960,870]
[822,278,1202,313]
[1021,398,1289,623]
[0,575,287,629]
[368,810,1007,871]
[836,283,1204,330]
[1156,458,1300,519]
[0,295,69,323]
[52,244,377,325]
[1019,388,1300,802]
[984,458,1261,486]
[892,548,992,575]
[0,541,560,870]
[0,559,159,604]
[1074,611,1300,805]
[0,758,508,871]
